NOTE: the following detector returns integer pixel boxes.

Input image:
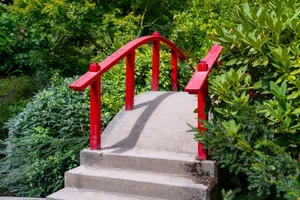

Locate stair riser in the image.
[80,150,217,178]
[47,197,59,200]
[46,188,168,200]
[65,173,210,200]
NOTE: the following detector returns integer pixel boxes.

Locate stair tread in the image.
[47,188,167,200]
[82,148,198,162]
[80,149,217,178]
[67,166,209,189]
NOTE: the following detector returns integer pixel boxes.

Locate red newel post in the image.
[152,31,160,91]
[89,62,101,150]
[125,51,135,110]
[197,60,208,160]
[171,49,178,91]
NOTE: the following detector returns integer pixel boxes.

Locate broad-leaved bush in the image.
[193,0,300,199]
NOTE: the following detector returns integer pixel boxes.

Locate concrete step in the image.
[64,166,215,200]
[47,188,166,200]
[46,92,219,200]
[80,149,217,178]
[0,198,45,200]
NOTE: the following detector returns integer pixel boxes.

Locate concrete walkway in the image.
[101,91,198,159]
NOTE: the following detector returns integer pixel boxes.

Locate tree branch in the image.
[85,32,110,55]
[137,0,157,38]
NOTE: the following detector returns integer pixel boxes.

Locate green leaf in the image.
[275,18,283,33]
[262,57,269,66]
[264,103,278,120]
[265,15,276,32]
[243,3,251,18]
[244,75,252,86]
[253,80,262,89]
[237,139,251,150]
[254,150,264,158]
[222,120,240,136]
[253,59,261,67]
[291,108,300,115]
[226,59,238,66]
[287,91,299,100]
[270,81,282,98]
[269,165,276,170]
[280,82,287,96]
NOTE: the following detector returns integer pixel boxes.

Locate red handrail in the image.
[184,44,223,160]
[69,32,187,150]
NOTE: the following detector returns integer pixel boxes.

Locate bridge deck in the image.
[100,91,198,161]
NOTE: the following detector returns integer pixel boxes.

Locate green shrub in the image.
[191,0,300,199]
[170,0,238,63]
[0,76,34,142]
[0,75,90,197]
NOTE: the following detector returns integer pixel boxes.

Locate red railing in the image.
[69,32,187,150]
[184,44,223,160]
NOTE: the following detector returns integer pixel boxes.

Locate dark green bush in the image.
[192,0,300,199]
[170,0,239,63]
[0,75,35,144]
[0,0,188,77]
[0,75,90,197]
[0,76,32,124]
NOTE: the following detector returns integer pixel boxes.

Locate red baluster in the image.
[89,63,101,150]
[171,49,178,91]
[197,60,208,160]
[125,51,135,110]
[152,31,160,91]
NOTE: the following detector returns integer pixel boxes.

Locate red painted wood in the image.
[184,72,207,94]
[152,38,160,91]
[197,79,208,160]
[171,49,178,91]
[89,63,101,150]
[184,44,223,160]
[198,60,208,71]
[184,44,223,94]
[125,51,135,110]
[202,44,223,72]
[69,33,187,91]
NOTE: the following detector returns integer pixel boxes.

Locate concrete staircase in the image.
[47,92,219,200]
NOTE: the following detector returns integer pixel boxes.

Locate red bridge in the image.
[47,32,223,200]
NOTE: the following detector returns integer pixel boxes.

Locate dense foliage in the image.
[0,0,188,76]
[0,75,34,146]
[0,75,90,197]
[2,0,298,199]
[170,0,237,62]
[193,0,300,199]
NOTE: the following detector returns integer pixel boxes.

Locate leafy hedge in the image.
[170,0,237,62]
[193,0,300,199]
[0,75,90,197]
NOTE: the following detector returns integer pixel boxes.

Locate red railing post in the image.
[89,63,101,150]
[197,60,208,160]
[171,49,178,91]
[125,50,135,110]
[152,31,160,91]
